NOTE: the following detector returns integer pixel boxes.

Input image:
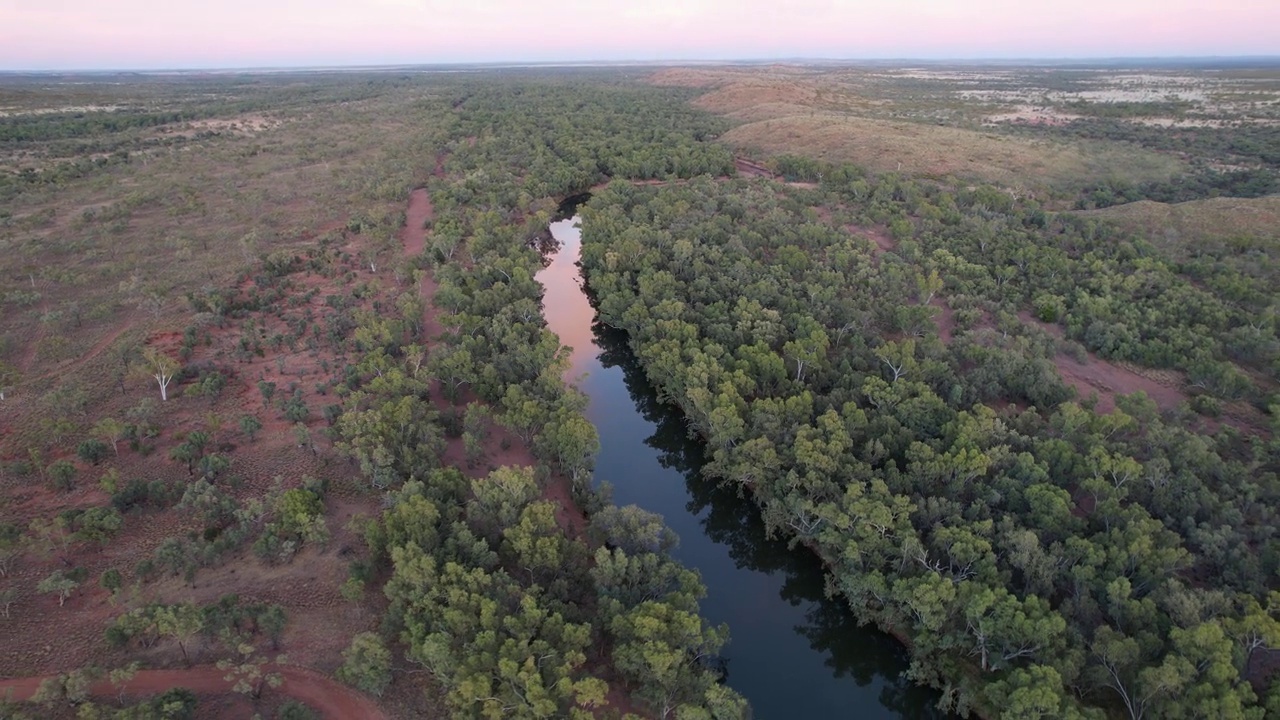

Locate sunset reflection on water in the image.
[536,217,599,381]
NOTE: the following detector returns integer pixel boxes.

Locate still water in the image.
[536,212,946,719]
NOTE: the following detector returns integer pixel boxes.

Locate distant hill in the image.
[1075,195,1280,244]
[649,67,1185,191]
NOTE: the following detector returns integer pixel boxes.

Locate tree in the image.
[276,488,324,540]
[259,604,287,650]
[428,344,475,401]
[916,268,945,305]
[30,668,97,707]
[143,348,180,402]
[47,459,77,492]
[1089,625,1185,720]
[335,631,392,697]
[100,568,123,595]
[466,466,540,544]
[107,661,141,705]
[0,586,14,619]
[1226,592,1280,674]
[610,600,731,719]
[587,505,678,556]
[218,642,285,703]
[193,453,229,480]
[1167,621,1261,719]
[92,418,127,455]
[984,665,1091,720]
[155,602,204,666]
[257,380,277,409]
[37,569,79,607]
[875,339,918,383]
[239,414,263,440]
[73,506,123,545]
[782,319,829,383]
[168,443,198,476]
[960,585,1064,672]
[536,410,600,483]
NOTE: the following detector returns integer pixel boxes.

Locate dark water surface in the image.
[537,215,947,719]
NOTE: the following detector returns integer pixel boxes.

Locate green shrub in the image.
[276,700,319,720]
[76,438,110,465]
[47,459,77,491]
[335,632,392,697]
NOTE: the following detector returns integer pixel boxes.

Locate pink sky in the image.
[1,0,1277,70]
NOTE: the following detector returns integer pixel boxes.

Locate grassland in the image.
[0,72,455,718]
[1077,194,1280,243]
[0,75,433,450]
[719,112,1181,190]
[651,66,1191,195]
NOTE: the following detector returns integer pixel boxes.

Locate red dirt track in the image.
[0,665,386,720]
[400,187,434,257]
[1018,311,1187,414]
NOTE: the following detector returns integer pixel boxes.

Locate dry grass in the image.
[693,80,822,119]
[1077,195,1280,243]
[0,76,453,718]
[0,90,432,454]
[649,66,1188,191]
[720,113,1183,188]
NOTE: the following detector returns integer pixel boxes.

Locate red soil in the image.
[401,187,446,350]
[931,298,956,345]
[0,665,386,720]
[399,188,434,257]
[398,189,587,539]
[1018,311,1187,414]
[848,225,896,255]
[1052,353,1187,415]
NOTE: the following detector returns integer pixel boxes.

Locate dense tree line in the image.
[327,79,749,718]
[1075,168,1279,209]
[0,109,204,142]
[436,82,735,202]
[577,174,1280,718]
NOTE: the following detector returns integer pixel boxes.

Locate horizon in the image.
[4,54,1280,75]
[3,0,1278,72]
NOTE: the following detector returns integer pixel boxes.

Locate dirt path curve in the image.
[0,665,386,720]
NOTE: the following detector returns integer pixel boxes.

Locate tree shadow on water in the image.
[592,319,951,719]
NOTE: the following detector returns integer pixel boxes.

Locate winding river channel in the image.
[535,210,948,719]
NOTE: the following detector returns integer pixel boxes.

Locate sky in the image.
[1,0,1277,70]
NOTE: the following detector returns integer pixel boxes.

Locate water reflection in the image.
[541,218,599,378]
[536,211,949,718]
[591,318,950,719]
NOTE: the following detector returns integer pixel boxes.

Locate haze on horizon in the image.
[1,0,1277,71]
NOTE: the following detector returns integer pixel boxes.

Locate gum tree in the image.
[143,347,180,401]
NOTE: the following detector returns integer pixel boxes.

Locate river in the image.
[535,211,948,719]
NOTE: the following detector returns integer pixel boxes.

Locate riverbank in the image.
[539,214,947,719]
